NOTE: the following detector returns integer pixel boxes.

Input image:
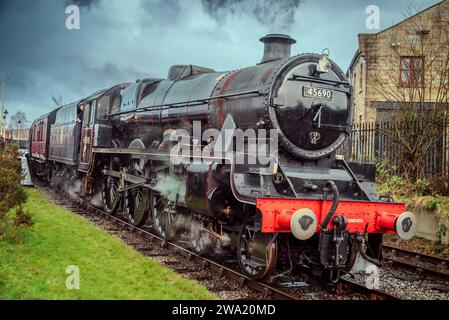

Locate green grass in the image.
[0,188,216,300]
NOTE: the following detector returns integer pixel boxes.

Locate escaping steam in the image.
[201,0,302,31]
[154,173,186,203]
[89,191,104,208]
[350,253,375,273]
[63,179,82,201]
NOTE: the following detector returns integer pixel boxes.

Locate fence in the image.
[337,120,449,178]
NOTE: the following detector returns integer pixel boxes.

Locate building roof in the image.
[374,0,447,36]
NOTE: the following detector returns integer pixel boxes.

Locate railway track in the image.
[383,244,449,282]
[37,186,402,300]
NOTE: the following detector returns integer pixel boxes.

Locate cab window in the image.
[96,95,110,120]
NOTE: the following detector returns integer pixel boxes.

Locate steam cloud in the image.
[63,179,82,201]
[200,0,302,31]
[154,173,186,203]
[90,191,104,208]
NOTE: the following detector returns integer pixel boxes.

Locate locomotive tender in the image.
[28,34,417,281]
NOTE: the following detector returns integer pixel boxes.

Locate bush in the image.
[0,144,33,242]
[376,161,436,199]
[376,161,449,234]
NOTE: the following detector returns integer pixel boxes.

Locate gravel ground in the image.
[343,255,449,300]
[345,269,449,300]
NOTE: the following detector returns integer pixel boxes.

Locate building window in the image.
[400,56,423,86]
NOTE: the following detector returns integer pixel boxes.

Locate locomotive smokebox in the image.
[259,34,296,63]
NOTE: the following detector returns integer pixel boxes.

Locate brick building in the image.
[347,0,449,123]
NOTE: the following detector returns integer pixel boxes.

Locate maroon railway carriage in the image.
[28,108,59,177]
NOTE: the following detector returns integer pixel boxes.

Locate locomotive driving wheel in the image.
[150,191,175,240]
[102,157,121,215]
[102,175,120,215]
[124,187,150,227]
[123,161,150,227]
[237,217,278,280]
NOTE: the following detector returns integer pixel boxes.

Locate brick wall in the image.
[349,0,449,123]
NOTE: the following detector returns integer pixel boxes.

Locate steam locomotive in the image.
[28,34,417,282]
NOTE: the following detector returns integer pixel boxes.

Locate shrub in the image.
[376,160,449,232]
[0,144,33,242]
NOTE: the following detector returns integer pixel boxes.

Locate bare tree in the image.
[8,111,28,130]
[371,4,449,181]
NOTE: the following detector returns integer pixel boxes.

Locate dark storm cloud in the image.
[139,0,182,23]
[0,0,153,120]
[200,0,302,31]
[0,0,443,124]
[66,0,101,9]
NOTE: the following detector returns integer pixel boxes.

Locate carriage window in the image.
[96,95,110,120]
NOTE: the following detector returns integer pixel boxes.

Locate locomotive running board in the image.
[93,147,171,161]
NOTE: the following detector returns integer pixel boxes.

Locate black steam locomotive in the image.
[28,34,416,282]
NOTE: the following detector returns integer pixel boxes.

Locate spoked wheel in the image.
[237,217,278,280]
[102,175,120,215]
[102,157,121,215]
[190,216,212,256]
[151,191,175,240]
[124,187,149,226]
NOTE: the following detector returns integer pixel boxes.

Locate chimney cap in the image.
[259,34,296,44]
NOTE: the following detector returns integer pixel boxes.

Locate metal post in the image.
[17,120,22,141]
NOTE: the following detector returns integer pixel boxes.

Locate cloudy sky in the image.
[0,0,442,124]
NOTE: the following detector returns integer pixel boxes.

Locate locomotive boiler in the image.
[28,34,417,282]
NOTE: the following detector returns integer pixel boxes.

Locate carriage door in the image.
[79,101,94,166]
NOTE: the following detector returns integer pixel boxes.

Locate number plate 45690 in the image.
[303,86,333,100]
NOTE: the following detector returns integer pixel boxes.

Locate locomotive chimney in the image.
[259,34,296,64]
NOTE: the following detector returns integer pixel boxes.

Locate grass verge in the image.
[0,188,216,300]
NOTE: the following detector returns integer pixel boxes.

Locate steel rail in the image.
[337,278,402,300]
[383,244,449,281]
